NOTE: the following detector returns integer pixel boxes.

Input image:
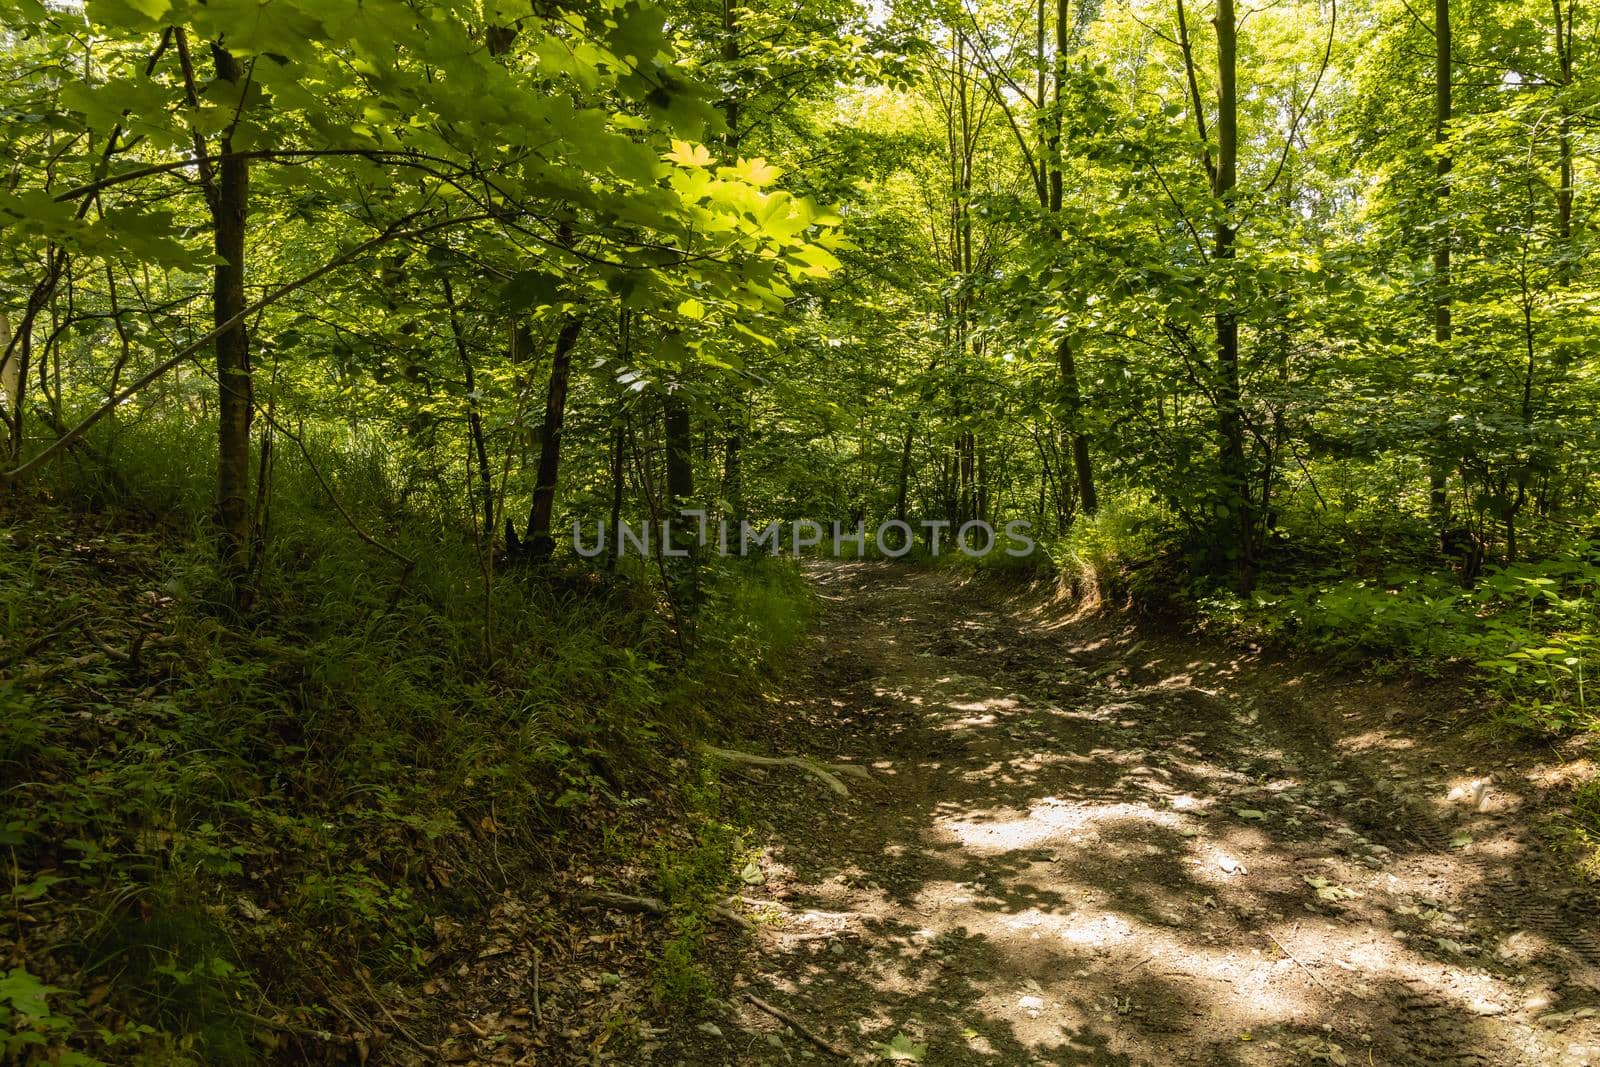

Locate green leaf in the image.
[501,270,562,310]
[873,1033,927,1061]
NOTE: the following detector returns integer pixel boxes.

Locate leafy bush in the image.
[1462,556,1600,734]
[1196,537,1600,734]
[649,775,751,1011]
[1046,496,1174,599]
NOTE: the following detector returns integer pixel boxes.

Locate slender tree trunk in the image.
[524,314,585,559]
[1056,335,1097,513]
[0,311,14,458]
[1049,0,1097,515]
[664,393,693,508]
[722,428,743,521]
[211,45,253,578]
[1553,0,1574,277]
[1429,0,1453,523]
[501,320,536,556]
[895,425,914,525]
[442,278,494,542]
[713,0,749,525]
[607,413,627,572]
[1213,0,1253,583]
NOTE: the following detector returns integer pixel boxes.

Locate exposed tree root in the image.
[575,889,752,929]
[743,992,854,1060]
[699,743,871,797]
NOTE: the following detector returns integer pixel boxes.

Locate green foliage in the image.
[1048,497,1172,596]
[1197,519,1600,733]
[1200,575,1471,667]
[686,557,815,696]
[1465,556,1600,734]
[0,413,812,1059]
[1563,778,1600,881]
[4,0,1600,1046]
[1,967,75,1060]
[649,775,750,1011]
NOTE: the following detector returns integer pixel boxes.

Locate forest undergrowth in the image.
[0,422,812,1065]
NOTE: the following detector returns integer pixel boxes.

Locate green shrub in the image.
[1194,536,1600,735]
[648,777,750,1012]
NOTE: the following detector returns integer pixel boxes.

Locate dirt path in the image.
[668,562,1600,1066]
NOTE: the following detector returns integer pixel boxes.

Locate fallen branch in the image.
[575,889,751,930]
[576,889,668,915]
[532,949,542,1026]
[699,744,871,798]
[1264,931,1336,997]
[237,1010,352,1045]
[352,963,437,1056]
[743,992,853,1060]
[79,620,131,662]
[9,634,181,685]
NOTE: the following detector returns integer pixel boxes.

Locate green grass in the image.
[648,773,753,1012]
[1564,778,1600,882]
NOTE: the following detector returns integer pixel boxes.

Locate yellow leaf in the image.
[733,156,782,185]
[665,140,714,168]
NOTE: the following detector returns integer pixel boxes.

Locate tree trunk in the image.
[715,0,748,526]
[4,258,64,466]
[607,413,626,572]
[895,425,914,525]
[442,278,494,543]
[1213,0,1253,583]
[664,393,693,508]
[524,314,585,560]
[1056,334,1097,514]
[722,428,743,522]
[1048,0,1097,515]
[1553,0,1574,278]
[0,311,14,458]
[211,45,253,579]
[1429,0,1453,524]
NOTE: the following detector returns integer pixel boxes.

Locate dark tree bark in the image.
[442,278,494,543]
[664,393,694,508]
[607,412,627,572]
[1429,0,1453,523]
[714,0,749,525]
[895,425,915,525]
[722,428,743,522]
[210,44,253,579]
[523,314,585,560]
[1553,0,1574,272]
[1046,0,1097,515]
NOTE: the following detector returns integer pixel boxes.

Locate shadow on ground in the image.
[666,562,1600,1066]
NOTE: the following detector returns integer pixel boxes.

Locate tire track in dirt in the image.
[661,563,1600,1066]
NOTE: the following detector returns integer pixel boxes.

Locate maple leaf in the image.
[665,140,714,168]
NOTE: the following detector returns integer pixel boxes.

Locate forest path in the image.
[675,561,1600,1066]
